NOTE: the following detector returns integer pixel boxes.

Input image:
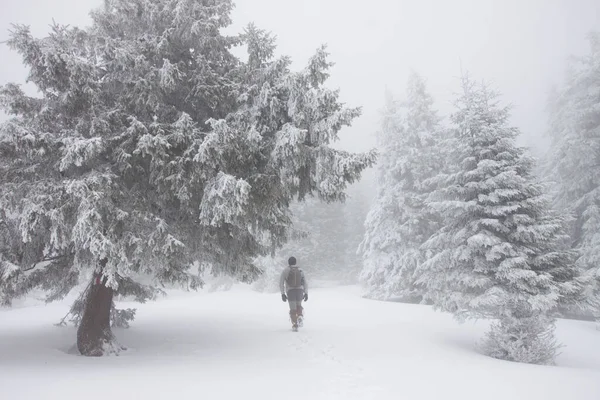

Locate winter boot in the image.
[289,310,298,331]
[297,305,304,327]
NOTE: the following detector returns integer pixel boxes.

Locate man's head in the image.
[288,256,297,266]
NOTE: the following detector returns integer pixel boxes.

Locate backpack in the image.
[286,266,303,288]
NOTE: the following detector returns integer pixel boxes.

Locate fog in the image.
[1,0,599,156]
[2,1,600,372]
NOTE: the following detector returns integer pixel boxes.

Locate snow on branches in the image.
[0,0,374,331]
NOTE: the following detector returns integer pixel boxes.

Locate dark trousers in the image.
[287,288,304,311]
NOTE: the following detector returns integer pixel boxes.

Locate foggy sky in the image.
[1,0,599,157]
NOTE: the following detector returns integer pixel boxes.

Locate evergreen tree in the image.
[0,0,375,356]
[544,32,600,317]
[359,72,443,301]
[419,74,580,364]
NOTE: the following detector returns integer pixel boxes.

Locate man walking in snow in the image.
[280,256,308,331]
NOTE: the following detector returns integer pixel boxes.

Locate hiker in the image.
[280,256,308,331]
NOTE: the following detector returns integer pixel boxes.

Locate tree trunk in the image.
[77,268,120,356]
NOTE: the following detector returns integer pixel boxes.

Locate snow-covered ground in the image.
[1,284,599,400]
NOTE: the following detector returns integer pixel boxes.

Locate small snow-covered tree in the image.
[544,32,600,318]
[0,0,375,356]
[359,72,443,301]
[418,74,580,364]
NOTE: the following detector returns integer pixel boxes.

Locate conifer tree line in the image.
[360,33,600,365]
[0,0,375,356]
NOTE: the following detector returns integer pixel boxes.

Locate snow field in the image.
[1,285,599,400]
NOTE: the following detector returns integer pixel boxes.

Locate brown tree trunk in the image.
[77,266,119,356]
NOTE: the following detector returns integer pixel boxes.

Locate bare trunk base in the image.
[77,273,124,356]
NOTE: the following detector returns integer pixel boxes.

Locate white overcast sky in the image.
[1,0,599,156]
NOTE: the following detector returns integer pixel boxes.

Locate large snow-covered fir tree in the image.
[544,32,600,317]
[359,72,444,301]
[418,74,580,364]
[0,0,375,356]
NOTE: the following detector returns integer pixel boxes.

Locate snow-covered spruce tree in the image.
[418,74,580,364]
[0,0,374,356]
[544,32,600,318]
[359,72,443,301]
